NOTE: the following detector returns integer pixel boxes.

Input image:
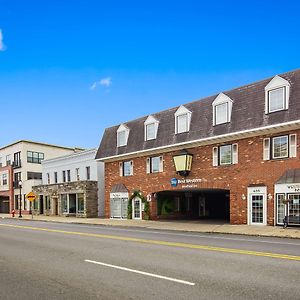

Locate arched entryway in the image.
[155,188,230,222]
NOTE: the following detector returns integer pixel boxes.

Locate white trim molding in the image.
[212,93,233,126]
[98,119,300,162]
[144,115,159,141]
[174,105,192,134]
[117,124,130,147]
[265,75,290,114]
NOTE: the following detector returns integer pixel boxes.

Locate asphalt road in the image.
[0,219,299,300]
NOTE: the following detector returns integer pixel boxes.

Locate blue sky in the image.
[1,0,300,148]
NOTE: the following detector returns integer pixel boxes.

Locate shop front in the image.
[109,184,128,219]
[32,181,98,218]
[275,169,300,226]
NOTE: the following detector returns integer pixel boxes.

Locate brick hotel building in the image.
[96,69,300,226]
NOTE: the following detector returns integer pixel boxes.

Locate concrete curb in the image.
[1,215,299,239]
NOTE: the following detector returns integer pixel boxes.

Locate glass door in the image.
[250,194,265,225]
[132,197,142,219]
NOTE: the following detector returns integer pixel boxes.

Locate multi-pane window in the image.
[117,131,126,147]
[272,136,288,159]
[13,152,21,167]
[6,155,11,166]
[54,172,58,183]
[146,123,156,140]
[119,161,133,177]
[77,193,84,213]
[2,173,7,185]
[61,194,68,213]
[215,102,228,125]
[67,170,71,182]
[123,161,132,176]
[213,144,238,166]
[263,134,296,160]
[150,157,160,173]
[46,173,50,184]
[86,166,90,180]
[76,168,80,181]
[268,87,285,113]
[219,145,232,165]
[27,151,44,164]
[0,157,2,167]
[62,171,66,183]
[146,156,163,173]
[14,172,21,188]
[27,172,42,180]
[176,114,188,134]
[45,196,51,210]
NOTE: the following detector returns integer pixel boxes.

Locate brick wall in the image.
[104,129,300,225]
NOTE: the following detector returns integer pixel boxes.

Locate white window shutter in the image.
[159,156,164,172]
[119,162,123,177]
[232,143,238,164]
[130,161,133,175]
[213,147,218,166]
[146,158,150,174]
[289,134,297,158]
[263,138,270,160]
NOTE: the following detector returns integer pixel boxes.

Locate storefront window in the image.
[61,194,68,213]
[77,193,84,213]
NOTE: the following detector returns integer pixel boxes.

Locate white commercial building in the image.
[33,149,104,217]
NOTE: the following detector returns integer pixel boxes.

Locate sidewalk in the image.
[1,214,299,239]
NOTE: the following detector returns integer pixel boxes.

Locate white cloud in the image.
[0,29,6,51]
[90,77,112,90]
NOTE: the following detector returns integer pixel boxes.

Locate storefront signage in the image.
[110,192,128,199]
[287,185,300,192]
[170,178,202,188]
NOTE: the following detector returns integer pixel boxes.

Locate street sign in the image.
[26,192,36,202]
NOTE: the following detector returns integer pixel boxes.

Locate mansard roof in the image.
[96,69,300,160]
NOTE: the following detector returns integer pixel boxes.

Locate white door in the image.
[132,197,142,220]
[250,194,266,225]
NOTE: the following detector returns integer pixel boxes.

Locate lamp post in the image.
[173,149,193,177]
[18,180,22,218]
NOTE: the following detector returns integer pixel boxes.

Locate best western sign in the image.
[170,178,202,188]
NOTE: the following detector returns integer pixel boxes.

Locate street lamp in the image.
[18,180,22,218]
[173,149,193,177]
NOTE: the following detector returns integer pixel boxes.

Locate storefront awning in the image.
[276,169,300,184]
[111,183,128,193]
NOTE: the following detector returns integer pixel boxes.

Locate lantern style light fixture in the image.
[173,149,193,177]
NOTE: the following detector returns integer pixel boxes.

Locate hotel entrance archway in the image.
[156,189,230,222]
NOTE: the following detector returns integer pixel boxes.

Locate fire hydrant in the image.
[12,209,15,218]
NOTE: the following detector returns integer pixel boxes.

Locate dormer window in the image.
[212,93,233,126]
[144,115,159,141]
[117,124,129,147]
[265,75,290,114]
[175,105,191,134]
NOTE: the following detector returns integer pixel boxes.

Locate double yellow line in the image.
[1,223,299,261]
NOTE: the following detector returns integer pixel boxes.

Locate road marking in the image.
[65,224,300,246]
[1,223,300,261]
[85,259,195,286]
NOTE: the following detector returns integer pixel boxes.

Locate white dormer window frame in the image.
[117,124,130,147]
[174,105,192,134]
[144,115,159,141]
[265,75,290,114]
[212,93,233,126]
